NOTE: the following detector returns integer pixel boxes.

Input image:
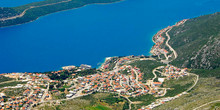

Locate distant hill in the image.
[169,12,220,70]
[0,8,18,18]
[0,0,121,27]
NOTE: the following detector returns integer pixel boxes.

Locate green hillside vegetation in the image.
[202,102,220,110]
[162,75,195,97]
[4,88,25,97]
[0,81,26,88]
[77,68,98,77]
[130,60,165,81]
[153,13,220,110]
[191,67,220,78]
[37,93,127,110]
[128,75,195,109]
[44,71,73,80]
[169,12,220,70]
[44,68,98,80]
[154,77,220,110]
[38,99,91,110]
[0,75,14,82]
[129,94,156,110]
[87,104,112,110]
[0,0,121,27]
[0,8,18,18]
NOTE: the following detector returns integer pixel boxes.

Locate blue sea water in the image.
[0,0,44,7]
[0,0,220,73]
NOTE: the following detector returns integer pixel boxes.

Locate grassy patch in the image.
[38,99,91,110]
[162,75,195,97]
[104,94,124,105]
[106,57,119,71]
[164,83,192,97]
[52,93,66,100]
[0,81,26,88]
[129,94,156,109]
[38,93,126,110]
[0,75,14,83]
[86,104,112,110]
[210,102,220,109]
[4,88,25,97]
[191,67,220,78]
[130,60,165,81]
[154,77,220,110]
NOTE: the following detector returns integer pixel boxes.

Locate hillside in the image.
[152,13,220,110]
[0,0,121,27]
[0,8,18,18]
[154,77,220,110]
[169,12,220,70]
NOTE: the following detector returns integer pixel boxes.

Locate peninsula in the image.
[0,0,122,27]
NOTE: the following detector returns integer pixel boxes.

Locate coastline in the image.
[0,0,125,28]
[0,19,184,74]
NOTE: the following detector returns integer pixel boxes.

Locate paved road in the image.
[121,95,132,110]
[186,73,199,92]
[165,28,178,60]
[41,82,50,102]
[141,20,201,109]
[152,66,164,81]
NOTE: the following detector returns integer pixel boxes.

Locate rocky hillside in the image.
[169,12,220,70]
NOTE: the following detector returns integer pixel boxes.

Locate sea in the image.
[0,0,43,7]
[0,0,220,73]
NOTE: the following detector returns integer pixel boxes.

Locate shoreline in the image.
[0,0,125,28]
[0,19,182,74]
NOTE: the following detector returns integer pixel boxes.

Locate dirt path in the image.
[193,100,220,110]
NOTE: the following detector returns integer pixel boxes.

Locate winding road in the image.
[152,66,164,81]
[186,73,199,92]
[141,19,202,110]
[165,28,178,61]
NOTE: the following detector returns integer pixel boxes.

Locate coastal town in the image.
[0,58,190,110]
[0,19,199,110]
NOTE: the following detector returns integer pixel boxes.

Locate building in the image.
[80,64,92,70]
[0,93,6,98]
[62,65,76,70]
